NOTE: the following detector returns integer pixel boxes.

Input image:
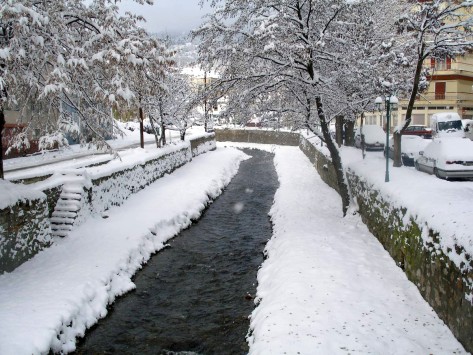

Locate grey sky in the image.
[120,0,214,35]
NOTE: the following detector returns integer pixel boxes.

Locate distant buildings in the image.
[181,66,228,126]
[364,53,473,129]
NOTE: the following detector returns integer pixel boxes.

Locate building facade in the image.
[364,53,473,130]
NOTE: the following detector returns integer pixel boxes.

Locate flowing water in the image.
[75,148,279,355]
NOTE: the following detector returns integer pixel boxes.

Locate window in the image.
[435,82,446,100]
[430,58,436,68]
[430,57,452,70]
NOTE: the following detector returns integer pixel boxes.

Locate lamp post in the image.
[375,95,398,182]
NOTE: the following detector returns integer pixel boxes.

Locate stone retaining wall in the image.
[86,146,192,216]
[214,129,472,352]
[298,136,339,193]
[215,128,300,146]
[0,134,216,274]
[297,135,473,353]
[0,197,52,273]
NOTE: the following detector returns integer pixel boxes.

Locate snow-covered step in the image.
[50,216,75,224]
[55,200,82,212]
[51,224,73,232]
[60,192,82,200]
[52,210,77,219]
[51,229,70,237]
[50,169,90,238]
[62,186,86,194]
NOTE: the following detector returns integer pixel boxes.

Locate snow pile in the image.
[0,179,46,210]
[248,146,466,354]
[341,147,473,275]
[0,148,249,354]
[86,145,192,215]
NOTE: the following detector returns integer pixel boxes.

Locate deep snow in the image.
[0,147,249,354]
[237,144,466,354]
[0,139,469,354]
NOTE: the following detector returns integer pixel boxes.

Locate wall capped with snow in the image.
[346,172,473,351]
[299,136,339,193]
[81,134,216,219]
[296,135,473,352]
[86,146,192,216]
[0,181,52,274]
[215,128,300,146]
[190,133,216,157]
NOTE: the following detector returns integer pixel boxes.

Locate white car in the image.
[463,119,473,141]
[354,125,386,151]
[415,137,473,179]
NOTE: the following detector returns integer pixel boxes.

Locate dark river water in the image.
[74,148,279,355]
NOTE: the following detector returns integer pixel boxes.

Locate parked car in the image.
[415,137,473,179]
[354,125,385,151]
[463,119,473,141]
[386,135,430,166]
[430,112,465,138]
[402,125,432,139]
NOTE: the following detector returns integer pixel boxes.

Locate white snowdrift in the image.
[0,148,249,354]
[248,146,465,354]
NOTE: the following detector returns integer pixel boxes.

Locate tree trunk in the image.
[180,122,187,141]
[0,106,5,179]
[315,97,350,217]
[344,119,355,146]
[360,112,366,159]
[393,43,425,167]
[139,106,144,149]
[335,115,343,147]
[148,115,160,148]
[393,132,402,166]
[160,121,166,146]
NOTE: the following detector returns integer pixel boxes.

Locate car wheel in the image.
[414,161,420,171]
[434,167,442,179]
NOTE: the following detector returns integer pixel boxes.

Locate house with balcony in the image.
[364,53,473,130]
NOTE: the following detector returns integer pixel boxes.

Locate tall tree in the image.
[0,0,166,178]
[391,0,473,167]
[195,0,370,215]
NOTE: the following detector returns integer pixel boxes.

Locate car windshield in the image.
[438,120,462,131]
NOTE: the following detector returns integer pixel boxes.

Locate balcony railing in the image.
[414,93,473,102]
[424,61,473,74]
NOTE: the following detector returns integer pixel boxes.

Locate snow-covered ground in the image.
[0,138,469,354]
[3,124,204,181]
[0,147,248,354]
[238,144,466,354]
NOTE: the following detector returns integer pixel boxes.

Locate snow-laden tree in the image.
[144,70,199,144]
[390,0,473,167]
[0,0,167,178]
[319,0,408,152]
[195,0,380,215]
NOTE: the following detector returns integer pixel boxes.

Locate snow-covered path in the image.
[0,148,249,354]
[248,146,466,354]
[0,144,467,354]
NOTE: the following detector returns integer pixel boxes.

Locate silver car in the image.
[415,137,473,179]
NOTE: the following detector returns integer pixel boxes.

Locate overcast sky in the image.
[120,0,214,35]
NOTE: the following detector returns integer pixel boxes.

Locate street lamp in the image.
[375,94,398,182]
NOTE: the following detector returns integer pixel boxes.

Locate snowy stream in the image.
[74,149,278,354]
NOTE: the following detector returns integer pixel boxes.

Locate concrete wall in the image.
[215,128,300,146]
